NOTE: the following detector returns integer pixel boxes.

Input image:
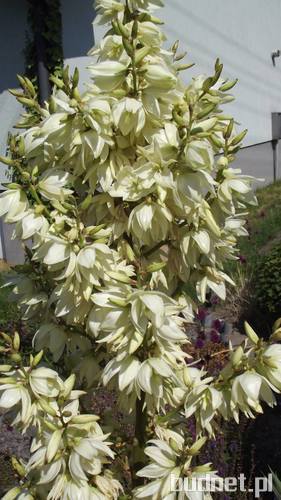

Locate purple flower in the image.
[210,295,220,305]
[195,338,205,348]
[238,254,247,264]
[210,330,220,343]
[212,318,224,332]
[196,307,208,322]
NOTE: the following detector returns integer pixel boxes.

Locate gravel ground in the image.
[0,416,31,496]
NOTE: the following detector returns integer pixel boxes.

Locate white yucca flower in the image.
[230,371,276,422]
[129,201,172,245]
[0,188,28,222]
[94,0,125,25]
[184,384,223,436]
[256,344,281,391]
[112,97,146,135]
[90,60,128,91]
[29,367,64,398]
[89,35,125,62]
[218,168,257,211]
[68,434,114,481]
[76,243,114,285]
[135,428,216,499]
[14,211,49,240]
[38,169,72,201]
[33,236,72,267]
[145,63,177,92]
[102,355,180,411]
[0,381,32,426]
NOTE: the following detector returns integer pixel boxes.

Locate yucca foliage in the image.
[1,0,281,498]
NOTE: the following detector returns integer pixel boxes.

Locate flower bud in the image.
[135,46,151,65]
[62,373,76,398]
[146,261,166,273]
[0,365,12,372]
[9,353,22,364]
[46,429,63,463]
[188,436,207,456]
[50,75,64,89]
[223,119,234,139]
[0,156,14,166]
[169,437,180,452]
[244,322,259,345]
[71,414,100,424]
[217,156,228,168]
[12,332,20,351]
[183,367,192,386]
[107,271,133,284]
[219,79,238,92]
[72,67,80,88]
[230,129,248,146]
[11,456,26,477]
[32,350,44,367]
[38,398,58,417]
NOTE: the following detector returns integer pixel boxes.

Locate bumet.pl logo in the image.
[171,473,273,498]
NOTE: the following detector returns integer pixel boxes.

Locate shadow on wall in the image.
[61,0,95,58]
[234,142,281,186]
[0,1,28,93]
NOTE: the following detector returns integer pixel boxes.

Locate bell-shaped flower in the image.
[256,343,281,392]
[112,98,146,136]
[217,168,256,210]
[128,201,172,245]
[95,471,123,499]
[135,428,216,499]
[0,188,28,223]
[135,20,164,48]
[145,63,177,93]
[94,0,124,25]
[184,383,223,436]
[184,140,214,171]
[68,434,114,482]
[76,243,114,286]
[33,236,72,267]
[90,60,128,91]
[14,211,49,240]
[29,367,64,398]
[102,355,142,393]
[0,379,32,426]
[109,165,154,202]
[230,371,276,422]
[89,35,125,62]
[136,357,180,410]
[38,169,72,201]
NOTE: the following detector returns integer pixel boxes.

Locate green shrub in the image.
[255,244,281,314]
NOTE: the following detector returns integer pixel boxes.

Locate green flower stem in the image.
[143,239,170,257]
[29,185,51,218]
[133,391,147,485]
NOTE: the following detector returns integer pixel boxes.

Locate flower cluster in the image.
[0,336,120,499]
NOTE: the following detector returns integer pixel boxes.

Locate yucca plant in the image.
[1,1,281,498]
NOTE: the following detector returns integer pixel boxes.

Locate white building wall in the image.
[159,0,281,147]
